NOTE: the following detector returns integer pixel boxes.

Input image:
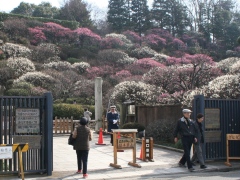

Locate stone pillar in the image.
[95,77,103,131]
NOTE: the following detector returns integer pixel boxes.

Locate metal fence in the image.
[0,92,53,175]
[193,95,240,160]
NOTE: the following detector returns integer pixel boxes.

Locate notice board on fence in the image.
[0,146,12,159]
[15,108,40,133]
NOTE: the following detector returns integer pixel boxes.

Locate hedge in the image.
[53,103,95,120]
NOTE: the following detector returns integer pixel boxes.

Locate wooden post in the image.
[110,129,141,169]
[224,134,240,167]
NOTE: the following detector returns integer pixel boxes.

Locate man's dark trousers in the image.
[179,136,194,169]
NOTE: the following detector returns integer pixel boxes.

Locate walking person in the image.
[84,108,92,124]
[72,117,92,178]
[107,105,119,146]
[173,109,197,172]
[191,113,207,169]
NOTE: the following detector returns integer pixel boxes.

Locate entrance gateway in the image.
[0,92,53,176]
[193,95,240,160]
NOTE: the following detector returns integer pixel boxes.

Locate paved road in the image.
[1,132,240,180]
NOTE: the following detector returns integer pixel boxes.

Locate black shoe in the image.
[178,162,186,167]
[200,165,207,169]
[188,167,195,172]
[191,162,196,166]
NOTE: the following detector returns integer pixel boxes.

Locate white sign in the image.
[0,146,12,159]
[16,108,40,133]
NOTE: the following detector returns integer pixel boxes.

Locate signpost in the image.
[110,129,141,169]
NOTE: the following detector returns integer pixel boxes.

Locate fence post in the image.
[70,116,73,132]
[44,92,53,176]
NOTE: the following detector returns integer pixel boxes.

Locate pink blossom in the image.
[123,30,141,43]
[74,28,101,41]
[100,37,124,49]
[28,27,46,45]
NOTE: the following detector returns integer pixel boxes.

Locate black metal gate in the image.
[193,95,240,160]
[0,92,53,175]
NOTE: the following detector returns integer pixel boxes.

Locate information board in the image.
[0,146,12,159]
[13,135,42,149]
[205,108,220,129]
[16,108,40,133]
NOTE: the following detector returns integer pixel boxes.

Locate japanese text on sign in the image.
[16,108,40,133]
[0,146,12,159]
[117,138,134,148]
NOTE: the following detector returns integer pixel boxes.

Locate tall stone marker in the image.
[95,77,103,131]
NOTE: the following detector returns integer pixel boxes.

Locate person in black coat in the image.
[173,109,197,172]
[107,105,119,145]
[191,113,207,169]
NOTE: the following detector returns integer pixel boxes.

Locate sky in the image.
[0,0,154,13]
[0,0,104,12]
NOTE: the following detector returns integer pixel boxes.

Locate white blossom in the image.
[106,33,133,49]
[7,57,35,77]
[216,57,240,73]
[72,62,90,73]
[111,81,161,105]
[131,46,157,59]
[0,43,31,58]
[43,61,72,71]
[14,71,56,89]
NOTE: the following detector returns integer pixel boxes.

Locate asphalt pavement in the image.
[1,131,240,180]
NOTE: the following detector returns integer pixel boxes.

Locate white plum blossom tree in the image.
[7,57,35,77]
[216,57,240,73]
[0,43,31,59]
[72,62,90,74]
[14,71,56,89]
[105,33,133,49]
[111,81,162,105]
[131,46,157,59]
[43,61,72,71]
[182,74,240,107]
[230,61,240,74]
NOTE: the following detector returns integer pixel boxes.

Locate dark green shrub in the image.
[5,88,30,96]
[66,57,80,64]
[174,139,183,149]
[121,122,145,132]
[53,103,95,120]
[145,119,176,143]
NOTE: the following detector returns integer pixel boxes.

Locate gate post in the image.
[44,92,53,175]
[193,95,206,160]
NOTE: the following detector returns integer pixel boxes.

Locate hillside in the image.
[0,16,240,107]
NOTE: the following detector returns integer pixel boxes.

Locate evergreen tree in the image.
[131,0,151,36]
[107,0,130,33]
[151,0,190,37]
[57,0,92,27]
[11,2,36,16]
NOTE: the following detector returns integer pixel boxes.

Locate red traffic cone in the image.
[96,128,106,145]
[137,147,143,160]
[117,132,121,139]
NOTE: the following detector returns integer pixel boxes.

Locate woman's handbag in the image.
[68,133,75,146]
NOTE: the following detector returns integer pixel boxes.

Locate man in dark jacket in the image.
[191,113,207,169]
[173,109,197,172]
[107,105,119,145]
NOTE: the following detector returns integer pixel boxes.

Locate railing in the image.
[53,117,98,134]
[53,117,74,134]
